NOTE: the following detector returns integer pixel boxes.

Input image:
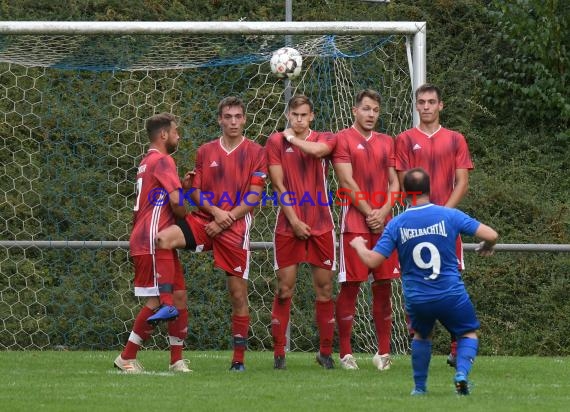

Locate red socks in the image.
[315,299,335,356]
[121,306,155,359]
[372,281,392,355]
[335,282,360,358]
[168,307,188,364]
[271,296,292,357]
[231,315,249,364]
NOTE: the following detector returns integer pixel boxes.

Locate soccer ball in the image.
[270,47,302,79]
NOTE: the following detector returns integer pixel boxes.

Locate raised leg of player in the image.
[155,224,187,250]
[335,281,360,358]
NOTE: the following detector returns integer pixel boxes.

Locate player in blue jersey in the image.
[350,168,498,396]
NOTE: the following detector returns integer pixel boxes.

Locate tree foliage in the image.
[480,0,569,130]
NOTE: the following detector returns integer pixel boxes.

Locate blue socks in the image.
[411,339,432,391]
[456,337,478,377]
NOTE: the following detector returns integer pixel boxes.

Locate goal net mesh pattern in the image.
[0,32,412,353]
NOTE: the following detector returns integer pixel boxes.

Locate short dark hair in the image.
[217,96,246,117]
[403,167,430,196]
[415,83,442,101]
[354,89,381,106]
[146,112,176,142]
[287,94,314,112]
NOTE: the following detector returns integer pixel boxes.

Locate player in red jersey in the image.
[155,97,267,372]
[395,84,474,367]
[332,89,400,371]
[265,94,337,370]
[114,113,193,373]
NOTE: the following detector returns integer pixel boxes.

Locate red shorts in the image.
[132,249,185,297]
[183,212,251,278]
[338,232,400,282]
[274,230,336,270]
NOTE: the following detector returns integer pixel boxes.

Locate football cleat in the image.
[169,359,192,373]
[447,353,457,368]
[273,356,286,370]
[372,353,392,371]
[147,305,179,325]
[410,388,427,396]
[454,372,470,395]
[339,354,359,370]
[315,352,335,369]
[229,361,246,372]
[114,354,144,373]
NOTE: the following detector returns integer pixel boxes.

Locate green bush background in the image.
[0,0,568,355]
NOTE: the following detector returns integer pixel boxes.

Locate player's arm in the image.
[367,167,400,231]
[168,170,196,219]
[190,188,235,228]
[333,162,373,216]
[349,235,386,268]
[445,168,469,208]
[474,223,499,256]
[268,164,311,239]
[283,128,333,158]
[229,182,264,220]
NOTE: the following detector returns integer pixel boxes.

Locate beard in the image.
[166,141,178,154]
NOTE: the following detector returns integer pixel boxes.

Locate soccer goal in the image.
[0,21,426,353]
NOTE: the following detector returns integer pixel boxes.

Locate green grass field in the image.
[2,351,569,411]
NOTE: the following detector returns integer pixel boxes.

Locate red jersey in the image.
[192,137,267,219]
[333,126,395,233]
[266,130,337,236]
[395,126,473,205]
[130,149,181,256]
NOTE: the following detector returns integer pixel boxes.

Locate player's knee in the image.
[315,282,333,300]
[276,284,294,299]
[155,232,172,250]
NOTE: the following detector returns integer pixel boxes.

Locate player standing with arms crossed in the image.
[395,84,474,367]
[266,94,337,370]
[114,113,193,373]
[351,168,498,396]
[332,89,400,370]
[155,97,266,371]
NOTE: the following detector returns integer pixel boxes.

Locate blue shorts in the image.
[406,293,480,338]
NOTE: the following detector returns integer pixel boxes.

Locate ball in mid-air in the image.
[270,47,302,79]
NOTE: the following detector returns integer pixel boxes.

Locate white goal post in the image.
[0,20,426,353]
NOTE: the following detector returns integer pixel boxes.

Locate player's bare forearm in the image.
[190,188,235,228]
[349,236,385,268]
[445,169,469,208]
[285,130,332,158]
[474,223,499,256]
[229,184,264,220]
[334,163,373,216]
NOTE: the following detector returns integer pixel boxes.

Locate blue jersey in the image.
[373,203,480,303]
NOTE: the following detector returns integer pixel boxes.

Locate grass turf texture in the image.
[2,351,569,411]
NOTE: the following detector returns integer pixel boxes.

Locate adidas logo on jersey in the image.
[233,266,243,273]
[412,143,422,151]
[356,143,365,150]
[285,147,294,153]
[209,160,219,167]
[323,259,332,266]
[393,267,400,274]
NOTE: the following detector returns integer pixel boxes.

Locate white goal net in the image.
[0,21,425,354]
